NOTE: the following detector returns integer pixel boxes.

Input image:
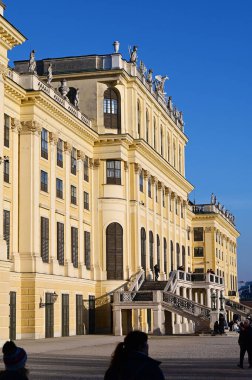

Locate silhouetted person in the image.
[0,341,29,379]
[154,264,160,281]
[214,321,219,335]
[237,320,252,369]
[219,313,225,335]
[104,330,165,380]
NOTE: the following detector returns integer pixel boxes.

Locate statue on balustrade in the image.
[129,45,138,64]
[155,75,168,96]
[167,96,173,111]
[47,63,53,85]
[74,88,80,109]
[139,60,147,77]
[146,68,153,84]
[28,50,37,74]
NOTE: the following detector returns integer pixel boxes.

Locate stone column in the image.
[124,161,130,278]
[49,132,58,274]
[144,170,152,279]
[77,150,85,278]
[152,176,157,267]
[206,288,211,308]
[159,182,165,279]
[63,142,72,276]
[134,164,141,272]
[152,291,165,335]
[200,292,204,306]
[91,159,101,279]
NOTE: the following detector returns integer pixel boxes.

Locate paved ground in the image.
[1,334,251,379]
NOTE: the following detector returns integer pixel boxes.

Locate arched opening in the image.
[160,127,163,156]
[104,88,121,131]
[176,243,180,268]
[141,227,146,271]
[149,231,154,270]
[170,240,174,271]
[182,245,185,268]
[157,234,160,268]
[146,110,149,143]
[106,223,123,280]
[164,238,167,274]
[137,100,141,137]
[153,118,156,149]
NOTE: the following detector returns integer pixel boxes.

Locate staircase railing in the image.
[127,269,145,291]
[163,291,211,320]
[164,270,178,293]
[225,298,252,317]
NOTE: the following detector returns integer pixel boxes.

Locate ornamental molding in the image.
[134,163,142,174]
[64,141,72,153]
[20,120,42,134]
[143,170,149,179]
[77,150,85,161]
[124,161,129,171]
[93,159,100,168]
[205,227,212,233]
[11,118,22,132]
[49,131,59,144]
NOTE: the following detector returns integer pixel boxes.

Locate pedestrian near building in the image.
[104,330,165,380]
[0,341,29,379]
[154,264,160,281]
[237,320,252,369]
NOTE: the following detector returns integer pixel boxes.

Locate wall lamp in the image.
[39,292,58,308]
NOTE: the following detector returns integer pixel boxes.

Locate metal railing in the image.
[225,298,252,316]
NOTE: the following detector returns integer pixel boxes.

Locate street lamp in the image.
[219,292,225,311]
[211,291,217,311]
[39,291,58,308]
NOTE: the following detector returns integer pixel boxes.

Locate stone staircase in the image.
[133,281,168,301]
[225,298,252,317]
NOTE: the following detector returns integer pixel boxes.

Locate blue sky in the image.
[5,0,252,281]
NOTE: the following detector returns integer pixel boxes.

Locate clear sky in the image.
[5,0,252,281]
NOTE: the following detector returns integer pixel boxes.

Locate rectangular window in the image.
[188,246,190,256]
[84,156,89,182]
[41,217,49,263]
[84,191,89,210]
[71,185,77,205]
[194,247,204,257]
[57,222,64,265]
[106,160,121,184]
[139,171,143,192]
[3,210,10,259]
[71,148,77,175]
[84,231,91,270]
[163,189,165,207]
[4,160,9,183]
[40,170,48,192]
[71,226,78,268]
[56,178,63,199]
[148,178,151,198]
[4,114,10,148]
[194,267,204,273]
[194,227,204,241]
[41,128,48,159]
[57,139,63,167]
[181,205,184,218]
[155,184,158,203]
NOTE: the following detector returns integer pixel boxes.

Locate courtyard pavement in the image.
[1,334,251,379]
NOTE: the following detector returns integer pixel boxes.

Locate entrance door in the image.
[88,295,95,334]
[45,293,54,338]
[9,291,16,340]
[106,223,123,280]
[76,295,84,335]
[62,294,69,337]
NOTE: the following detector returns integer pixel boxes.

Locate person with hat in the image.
[0,341,29,379]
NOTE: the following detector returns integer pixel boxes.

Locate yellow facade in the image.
[0,5,239,342]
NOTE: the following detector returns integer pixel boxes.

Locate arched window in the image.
[176,243,180,268]
[157,234,160,268]
[160,127,163,156]
[104,88,120,130]
[153,118,156,149]
[179,146,182,173]
[164,238,167,273]
[149,231,154,270]
[173,141,176,168]
[167,133,170,162]
[182,245,185,268]
[146,110,149,143]
[137,100,141,137]
[170,240,174,271]
[141,227,146,271]
[106,223,123,280]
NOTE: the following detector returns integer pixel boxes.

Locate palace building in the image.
[0,2,244,342]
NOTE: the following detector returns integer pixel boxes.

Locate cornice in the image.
[192,213,240,237]
[4,77,26,102]
[0,14,26,50]
[20,91,98,145]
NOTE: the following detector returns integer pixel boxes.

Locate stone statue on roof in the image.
[155,75,169,96]
[47,63,53,85]
[167,96,173,111]
[28,50,37,74]
[74,88,80,109]
[139,60,147,77]
[129,45,138,64]
[146,69,153,84]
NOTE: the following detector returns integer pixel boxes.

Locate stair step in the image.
[140,281,167,291]
[133,292,153,301]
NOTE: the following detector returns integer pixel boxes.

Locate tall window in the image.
[106,160,121,184]
[146,110,149,143]
[137,100,141,136]
[163,189,165,207]
[4,160,9,183]
[4,114,10,148]
[170,240,174,271]
[194,227,204,241]
[155,183,158,203]
[148,178,151,198]
[41,128,48,159]
[149,231,154,270]
[3,210,10,259]
[182,245,186,268]
[40,170,48,192]
[176,243,180,268]
[57,222,64,265]
[84,231,91,270]
[160,127,163,156]
[84,191,89,210]
[194,247,204,257]
[84,156,89,182]
[167,133,170,162]
[71,185,77,205]
[163,238,167,274]
[173,141,176,168]
[157,234,160,268]
[153,118,156,149]
[41,217,49,263]
[179,146,182,173]
[71,227,78,268]
[56,178,63,199]
[106,223,123,280]
[141,227,146,271]
[104,88,120,130]
[57,139,63,167]
[71,148,77,175]
[139,170,143,192]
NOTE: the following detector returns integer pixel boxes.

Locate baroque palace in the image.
[0,2,247,343]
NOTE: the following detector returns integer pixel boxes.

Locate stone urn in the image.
[113,41,120,53]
